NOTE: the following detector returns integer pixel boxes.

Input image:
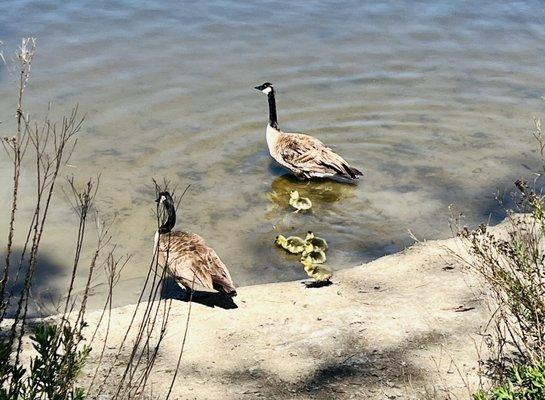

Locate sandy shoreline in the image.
[14,219,503,399]
[76,223,494,399]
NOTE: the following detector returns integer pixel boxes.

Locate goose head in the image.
[156,191,176,234]
[254,82,274,95]
[274,234,287,247]
[156,191,172,204]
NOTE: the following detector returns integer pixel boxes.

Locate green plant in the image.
[472,363,545,400]
[0,323,90,400]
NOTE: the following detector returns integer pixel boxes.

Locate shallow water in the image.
[0,0,544,311]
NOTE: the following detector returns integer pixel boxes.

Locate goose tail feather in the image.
[342,164,363,180]
[214,282,237,297]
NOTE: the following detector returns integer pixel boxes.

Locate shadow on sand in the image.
[303,279,333,289]
[1,249,66,318]
[160,276,238,310]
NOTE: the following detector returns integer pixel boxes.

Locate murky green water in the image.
[0,0,544,311]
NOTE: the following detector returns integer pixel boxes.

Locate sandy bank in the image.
[10,219,504,399]
[60,218,497,400]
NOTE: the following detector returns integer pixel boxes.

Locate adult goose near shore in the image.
[254,82,363,180]
[154,191,237,297]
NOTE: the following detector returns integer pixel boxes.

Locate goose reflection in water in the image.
[267,174,357,211]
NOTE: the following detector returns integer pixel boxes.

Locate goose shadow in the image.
[302,279,333,289]
[160,276,238,309]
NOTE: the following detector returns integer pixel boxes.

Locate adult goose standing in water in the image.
[154,191,237,297]
[254,82,363,180]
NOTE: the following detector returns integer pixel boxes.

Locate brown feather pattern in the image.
[273,131,362,180]
[158,231,237,296]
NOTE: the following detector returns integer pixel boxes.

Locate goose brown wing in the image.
[158,231,236,295]
[277,133,361,179]
[202,248,237,296]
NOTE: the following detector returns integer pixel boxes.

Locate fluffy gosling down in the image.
[255,82,363,181]
[305,231,328,252]
[301,243,327,264]
[301,258,332,282]
[289,190,312,212]
[275,234,306,254]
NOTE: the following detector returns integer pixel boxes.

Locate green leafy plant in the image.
[473,363,545,400]
[0,322,90,400]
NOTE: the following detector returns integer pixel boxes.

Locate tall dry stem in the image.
[1,37,36,313]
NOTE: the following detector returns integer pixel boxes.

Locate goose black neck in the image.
[267,89,278,129]
[158,201,176,234]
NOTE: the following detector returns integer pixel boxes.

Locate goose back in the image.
[157,231,237,296]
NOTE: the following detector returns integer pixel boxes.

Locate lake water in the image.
[1,0,544,311]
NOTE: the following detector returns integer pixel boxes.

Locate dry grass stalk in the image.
[1,38,194,399]
[89,181,193,400]
[0,38,106,398]
[452,115,545,386]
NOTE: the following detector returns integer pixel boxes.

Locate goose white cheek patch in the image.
[262,87,272,94]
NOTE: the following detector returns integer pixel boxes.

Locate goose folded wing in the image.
[159,233,215,292]
[167,251,216,292]
[173,241,235,294]
[203,250,236,294]
[280,135,322,165]
[279,135,350,176]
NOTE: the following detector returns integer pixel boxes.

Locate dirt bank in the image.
[73,223,492,399]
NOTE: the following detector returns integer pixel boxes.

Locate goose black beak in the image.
[254,85,262,91]
[155,197,160,203]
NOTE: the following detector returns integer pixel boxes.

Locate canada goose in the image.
[274,235,306,254]
[289,190,312,212]
[154,191,237,297]
[304,231,328,252]
[301,243,327,264]
[254,82,363,180]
